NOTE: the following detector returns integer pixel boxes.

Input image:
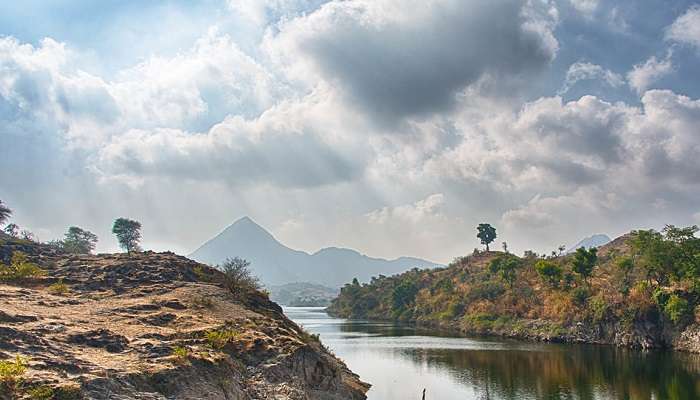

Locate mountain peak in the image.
[567,234,611,253]
[226,216,269,235]
[231,215,256,226]
[189,218,439,286]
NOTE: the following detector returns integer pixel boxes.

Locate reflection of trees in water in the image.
[398,345,700,400]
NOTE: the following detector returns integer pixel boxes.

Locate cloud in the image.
[666,5,700,49]
[559,61,624,94]
[568,0,599,17]
[627,54,674,94]
[4,1,700,262]
[367,193,445,225]
[266,0,559,124]
[95,88,370,188]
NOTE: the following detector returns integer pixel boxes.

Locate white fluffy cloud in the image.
[666,5,700,48]
[95,88,370,188]
[627,54,674,94]
[569,0,599,16]
[559,61,624,94]
[3,0,700,261]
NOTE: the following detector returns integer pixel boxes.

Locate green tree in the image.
[489,255,521,288]
[535,260,562,287]
[392,280,418,311]
[572,247,598,285]
[477,223,497,251]
[219,257,260,298]
[615,256,634,295]
[112,218,142,254]
[0,200,10,226]
[631,229,674,285]
[3,223,19,237]
[664,294,689,324]
[62,226,99,254]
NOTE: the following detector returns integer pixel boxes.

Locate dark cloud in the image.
[275,0,557,124]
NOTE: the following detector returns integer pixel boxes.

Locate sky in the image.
[1,0,700,264]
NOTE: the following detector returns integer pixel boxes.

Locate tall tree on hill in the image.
[572,247,598,285]
[63,226,99,254]
[477,223,497,251]
[0,200,11,225]
[112,218,142,254]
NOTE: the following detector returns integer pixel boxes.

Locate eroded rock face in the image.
[0,242,369,399]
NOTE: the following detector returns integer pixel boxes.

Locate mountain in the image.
[188,217,440,287]
[566,234,611,253]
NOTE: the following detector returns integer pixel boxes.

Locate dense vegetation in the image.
[328,225,700,347]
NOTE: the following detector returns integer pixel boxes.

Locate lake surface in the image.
[285,307,700,400]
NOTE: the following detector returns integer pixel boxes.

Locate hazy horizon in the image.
[2,1,700,264]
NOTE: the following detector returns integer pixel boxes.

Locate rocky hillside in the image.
[328,228,700,352]
[0,238,369,399]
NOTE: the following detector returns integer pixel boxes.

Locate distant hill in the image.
[567,234,611,253]
[327,230,700,352]
[269,282,339,307]
[188,217,440,287]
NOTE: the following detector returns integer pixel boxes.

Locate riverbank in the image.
[0,237,369,399]
[292,306,700,400]
[327,229,700,353]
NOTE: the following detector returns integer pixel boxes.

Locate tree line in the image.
[1,199,142,255]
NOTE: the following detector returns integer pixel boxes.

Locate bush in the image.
[588,296,609,322]
[571,287,589,307]
[53,385,82,400]
[467,281,505,302]
[219,258,261,298]
[0,252,45,281]
[27,385,54,400]
[205,329,240,349]
[0,356,27,393]
[463,313,498,330]
[48,279,70,295]
[535,260,562,287]
[664,295,690,324]
[171,346,190,364]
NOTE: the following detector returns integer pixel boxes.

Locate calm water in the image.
[284,307,700,400]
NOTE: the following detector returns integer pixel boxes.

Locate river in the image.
[284,306,700,400]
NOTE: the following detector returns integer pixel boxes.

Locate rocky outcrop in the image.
[0,240,369,399]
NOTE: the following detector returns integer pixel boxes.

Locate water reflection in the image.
[285,307,700,400]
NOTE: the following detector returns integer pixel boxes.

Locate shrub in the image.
[171,346,190,364]
[27,385,54,400]
[664,295,690,324]
[219,258,261,298]
[191,295,214,309]
[0,356,27,392]
[488,255,522,288]
[571,287,589,307]
[205,329,240,349]
[535,260,562,287]
[588,296,609,322]
[53,385,82,400]
[48,279,70,295]
[0,252,45,281]
[467,281,505,302]
[463,313,498,330]
[193,266,215,283]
